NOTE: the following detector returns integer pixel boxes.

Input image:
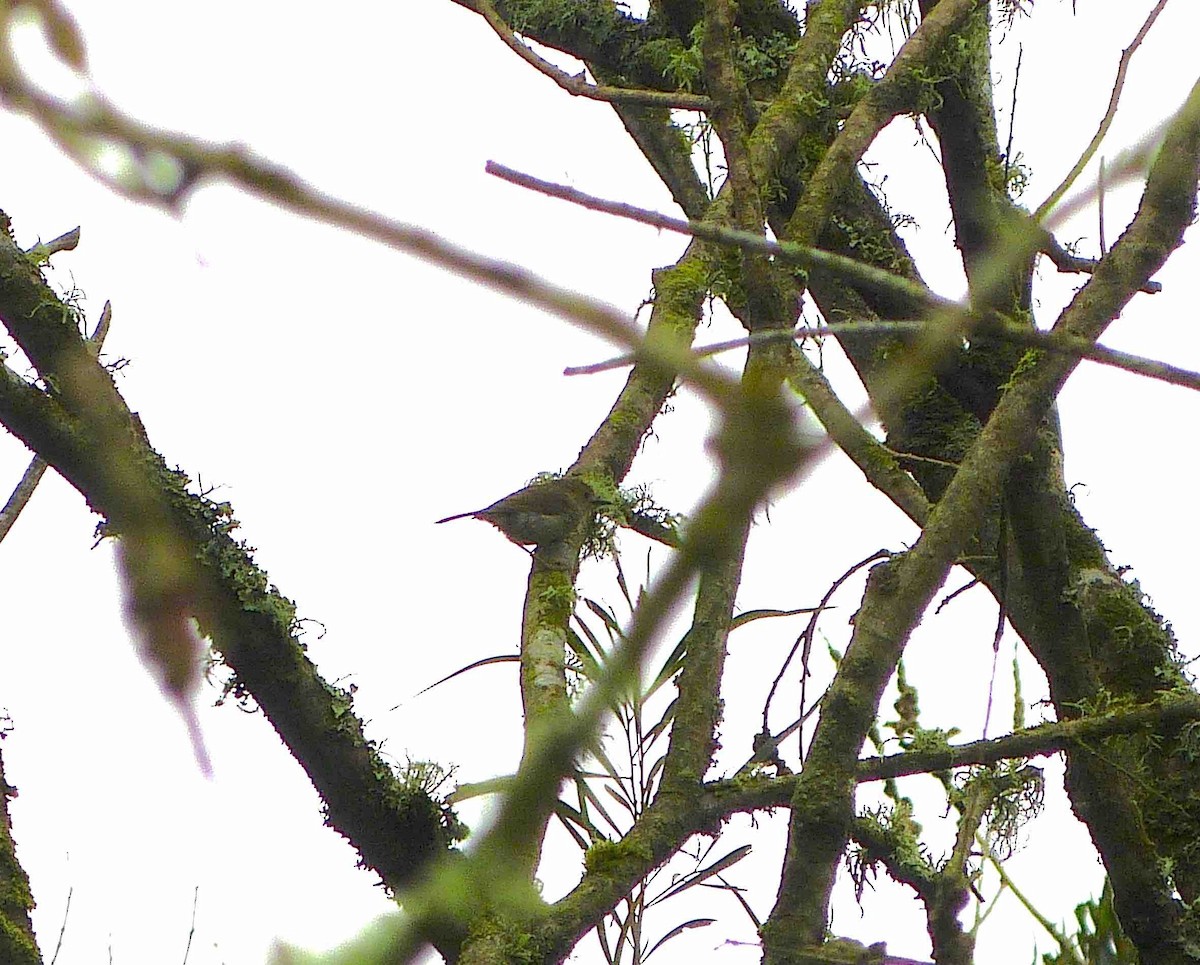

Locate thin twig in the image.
[880,445,960,470]
[491,160,1163,319]
[22,225,80,263]
[935,577,980,615]
[566,321,1200,394]
[49,885,72,965]
[755,549,892,768]
[982,837,1086,965]
[1034,0,1172,221]
[181,885,199,965]
[0,59,739,401]
[1098,156,1108,255]
[488,160,953,314]
[1041,235,1160,293]
[1002,44,1022,190]
[0,457,49,544]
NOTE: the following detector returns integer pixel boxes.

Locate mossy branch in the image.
[0,218,459,894]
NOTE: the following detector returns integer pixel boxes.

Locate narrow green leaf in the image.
[718,876,762,929]
[413,653,519,697]
[644,919,716,960]
[552,800,593,850]
[645,639,688,700]
[585,597,624,638]
[730,605,830,630]
[649,845,752,905]
[603,782,638,819]
[641,698,677,748]
[645,752,668,789]
[614,549,634,610]
[448,775,513,802]
[578,779,623,835]
[568,627,604,680]
[596,919,617,965]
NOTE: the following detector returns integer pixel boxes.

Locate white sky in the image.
[0,2,1198,964]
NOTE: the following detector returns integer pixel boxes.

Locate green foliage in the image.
[504,0,626,50]
[654,22,798,97]
[831,69,877,116]
[635,37,693,89]
[580,471,642,559]
[537,577,578,617]
[735,28,799,97]
[987,152,1033,199]
[660,26,704,92]
[827,212,909,271]
[1038,880,1139,965]
[791,86,832,118]
[971,763,1045,860]
[849,800,935,907]
[397,760,469,846]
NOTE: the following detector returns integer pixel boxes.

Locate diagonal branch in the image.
[1034,0,1173,221]
[0,221,459,895]
[475,0,713,110]
[763,77,1200,964]
[0,297,109,545]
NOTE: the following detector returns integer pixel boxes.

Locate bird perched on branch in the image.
[435,476,595,546]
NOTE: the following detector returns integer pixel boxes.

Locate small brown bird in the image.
[435,476,595,546]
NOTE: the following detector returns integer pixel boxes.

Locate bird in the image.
[435,476,595,546]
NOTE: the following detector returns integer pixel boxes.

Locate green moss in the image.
[985,152,1032,199]
[1093,583,1182,678]
[0,859,33,922]
[889,379,980,497]
[861,440,900,476]
[654,258,709,320]
[535,575,577,622]
[706,245,747,309]
[0,917,39,965]
[464,912,546,965]
[827,214,905,271]
[855,803,932,884]
[580,468,619,509]
[584,837,655,877]
[0,803,36,965]
[389,761,468,846]
[142,461,301,643]
[1061,511,1109,571]
[1067,569,1185,699]
[896,2,990,115]
[831,70,875,113]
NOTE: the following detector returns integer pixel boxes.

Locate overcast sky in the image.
[1,3,1198,964]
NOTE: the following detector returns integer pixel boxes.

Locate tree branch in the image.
[475,0,713,110]
[0,219,458,893]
